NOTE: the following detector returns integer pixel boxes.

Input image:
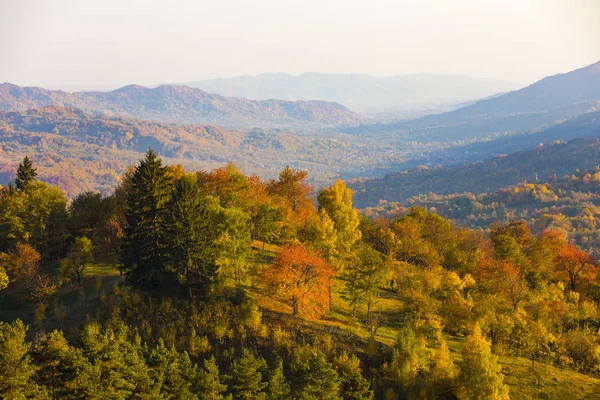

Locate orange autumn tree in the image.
[554,244,597,291]
[261,244,334,319]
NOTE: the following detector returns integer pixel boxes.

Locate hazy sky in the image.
[1,0,599,90]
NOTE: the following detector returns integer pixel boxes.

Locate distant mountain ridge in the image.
[0,83,366,128]
[346,60,600,139]
[180,72,520,114]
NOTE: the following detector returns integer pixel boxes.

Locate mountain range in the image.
[181,72,520,115]
[0,83,366,128]
[347,61,600,140]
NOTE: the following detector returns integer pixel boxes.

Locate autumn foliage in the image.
[261,244,334,319]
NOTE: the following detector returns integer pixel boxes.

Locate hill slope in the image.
[347,61,600,140]
[0,83,366,128]
[350,117,600,208]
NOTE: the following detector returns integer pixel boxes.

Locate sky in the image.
[1,0,599,90]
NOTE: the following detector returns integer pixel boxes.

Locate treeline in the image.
[2,151,600,399]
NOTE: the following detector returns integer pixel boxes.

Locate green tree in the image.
[214,206,252,283]
[230,349,268,400]
[457,324,509,400]
[197,356,229,400]
[148,339,197,399]
[165,174,217,295]
[291,348,341,400]
[333,352,373,400]
[15,156,37,191]
[0,319,48,398]
[60,236,94,287]
[121,149,174,288]
[343,244,386,322]
[267,359,290,400]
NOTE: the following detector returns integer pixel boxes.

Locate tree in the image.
[317,180,362,256]
[230,349,268,400]
[333,352,373,400]
[197,356,229,400]
[15,156,37,190]
[60,237,93,287]
[147,339,197,399]
[251,202,282,251]
[267,359,290,400]
[121,149,174,288]
[0,181,69,260]
[0,266,8,293]
[457,324,509,400]
[0,319,47,398]
[261,244,334,318]
[214,206,252,283]
[291,348,341,400]
[343,243,386,321]
[554,244,597,291]
[164,174,218,294]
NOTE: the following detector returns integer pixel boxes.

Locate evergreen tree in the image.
[148,339,197,399]
[292,348,341,400]
[267,358,290,400]
[0,319,48,398]
[15,156,37,190]
[165,174,217,295]
[121,149,174,288]
[196,356,229,400]
[457,324,509,400]
[230,349,268,400]
[333,352,373,400]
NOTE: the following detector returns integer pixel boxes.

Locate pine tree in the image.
[196,356,229,400]
[148,339,196,399]
[267,359,290,400]
[15,156,37,190]
[457,324,509,400]
[0,319,48,398]
[121,149,174,289]
[292,348,341,400]
[333,352,373,400]
[165,174,217,295]
[230,349,268,400]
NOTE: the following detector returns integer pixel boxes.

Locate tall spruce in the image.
[15,156,37,190]
[165,174,217,295]
[121,149,173,288]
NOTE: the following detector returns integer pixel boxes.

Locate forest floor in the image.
[1,241,599,399]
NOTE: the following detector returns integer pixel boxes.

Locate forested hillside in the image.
[0,107,362,196]
[2,153,600,399]
[0,83,367,128]
[351,135,600,208]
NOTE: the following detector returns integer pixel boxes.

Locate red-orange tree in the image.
[554,244,597,291]
[261,244,334,319]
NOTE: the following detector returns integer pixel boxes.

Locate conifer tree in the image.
[0,319,48,398]
[148,339,197,399]
[292,349,341,400]
[267,358,290,400]
[165,174,217,295]
[333,352,373,400]
[457,324,509,400]
[15,156,37,190]
[197,356,229,400]
[121,149,174,288]
[230,349,268,400]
